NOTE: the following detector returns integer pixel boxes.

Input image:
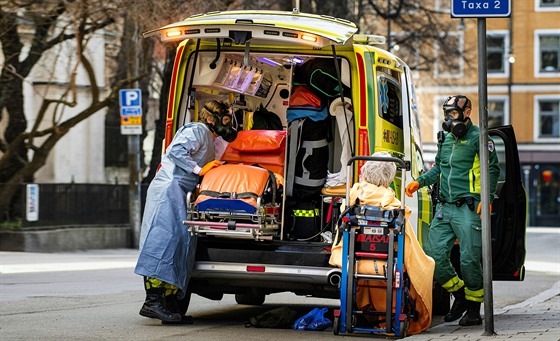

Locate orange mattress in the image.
[220,130,286,175]
[195,164,270,208]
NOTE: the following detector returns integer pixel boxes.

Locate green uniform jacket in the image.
[417,120,500,203]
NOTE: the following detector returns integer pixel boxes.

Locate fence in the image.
[1,183,148,228]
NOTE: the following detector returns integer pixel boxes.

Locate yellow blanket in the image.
[329,181,435,334]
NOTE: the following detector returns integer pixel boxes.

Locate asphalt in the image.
[407,281,560,341]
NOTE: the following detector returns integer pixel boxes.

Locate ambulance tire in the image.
[431,283,451,316]
[235,291,266,305]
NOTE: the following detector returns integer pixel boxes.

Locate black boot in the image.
[139,288,182,323]
[459,301,482,326]
[161,294,194,325]
[443,287,468,322]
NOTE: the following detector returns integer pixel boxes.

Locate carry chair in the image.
[333,155,416,338]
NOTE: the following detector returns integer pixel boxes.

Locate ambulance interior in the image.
[180,50,355,242]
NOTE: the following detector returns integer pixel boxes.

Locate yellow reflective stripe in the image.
[442,275,464,293]
[470,153,481,194]
[293,209,320,217]
[465,288,484,302]
[147,277,178,296]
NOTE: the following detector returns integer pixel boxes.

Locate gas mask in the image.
[441,95,471,138]
[204,104,238,142]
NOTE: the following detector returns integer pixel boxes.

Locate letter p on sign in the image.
[119,89,141,108]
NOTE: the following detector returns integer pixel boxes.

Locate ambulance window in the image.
[377,76,402,128]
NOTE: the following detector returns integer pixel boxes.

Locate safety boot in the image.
[162,294,194,325]
[459,301,482,326]
[443,287,468,322]
[139,288,182,323]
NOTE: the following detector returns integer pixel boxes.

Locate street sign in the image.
[26,184,39,222]
[119,89,142,135]
[119,89,141,107]
[121,116,142,125]
[451,0,511,18]
[120,107,142,117]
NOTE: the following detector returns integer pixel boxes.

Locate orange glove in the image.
[476,202,492,219]
[199,160,222,176]
[405,181,420,197]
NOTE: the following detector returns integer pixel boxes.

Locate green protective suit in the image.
[417,119,500,301]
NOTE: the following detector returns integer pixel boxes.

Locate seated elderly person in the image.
[329,151,435,335]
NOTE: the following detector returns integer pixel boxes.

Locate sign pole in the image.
[477,17,495,336]
[130,26,142,248]
[451,0,511,336]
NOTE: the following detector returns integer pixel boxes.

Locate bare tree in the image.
[0,0,139,218]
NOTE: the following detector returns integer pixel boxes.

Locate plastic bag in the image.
[293,307,332,331]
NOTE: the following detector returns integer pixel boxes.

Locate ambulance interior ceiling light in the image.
[257,57,283,67]
[282,57,304,64]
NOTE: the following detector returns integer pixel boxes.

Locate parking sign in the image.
[119,89,142,135]
[120,89,141,107]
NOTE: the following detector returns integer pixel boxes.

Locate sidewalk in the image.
[408,281,560,341]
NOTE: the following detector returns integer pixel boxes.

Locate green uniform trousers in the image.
[425,201,483,295]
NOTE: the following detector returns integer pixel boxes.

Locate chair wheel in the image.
[333,316,340,335]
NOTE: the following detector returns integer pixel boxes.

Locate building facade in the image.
[413,0,560,227]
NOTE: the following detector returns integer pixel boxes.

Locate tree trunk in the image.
[144,44,176,183]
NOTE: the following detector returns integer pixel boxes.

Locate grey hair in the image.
[359,151,397,187]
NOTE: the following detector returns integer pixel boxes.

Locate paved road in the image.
[0,227,558,340]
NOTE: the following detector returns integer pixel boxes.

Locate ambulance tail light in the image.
[247,266,265,272]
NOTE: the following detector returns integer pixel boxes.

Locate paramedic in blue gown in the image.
[135,100,237,324]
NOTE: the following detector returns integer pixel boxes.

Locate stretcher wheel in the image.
[333,316,340,335]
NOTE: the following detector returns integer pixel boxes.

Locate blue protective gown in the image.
[135,122,215,296]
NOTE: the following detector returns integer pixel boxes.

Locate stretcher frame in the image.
[183,168,282,241]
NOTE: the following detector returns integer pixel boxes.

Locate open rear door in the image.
[143,10,358,47]
[489,125,527,281]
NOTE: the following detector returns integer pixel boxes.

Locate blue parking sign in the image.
[451,0,511,18]
[119,89,142,108]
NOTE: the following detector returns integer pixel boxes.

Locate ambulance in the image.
[144,10,526,314]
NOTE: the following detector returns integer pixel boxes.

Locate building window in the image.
[535,30,560,77]
[488,97,508,128]
[434,32,464,78]
[534,96,560,141]
[487,31,509,77]
[536,0,560,11]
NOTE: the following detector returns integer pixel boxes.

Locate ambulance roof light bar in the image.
[353,34,386,46]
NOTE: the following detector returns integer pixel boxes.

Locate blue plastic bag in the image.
[293,307,332,331]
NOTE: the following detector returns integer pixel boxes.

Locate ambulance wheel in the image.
[333,316,340,335]
[235,292,265,305]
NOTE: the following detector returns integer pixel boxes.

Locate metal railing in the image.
[1,183,148,228]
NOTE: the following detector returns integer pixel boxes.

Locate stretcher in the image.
[184,130,286,240]
[333,156,416,338]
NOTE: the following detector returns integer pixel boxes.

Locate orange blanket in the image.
[329,182,435,334]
